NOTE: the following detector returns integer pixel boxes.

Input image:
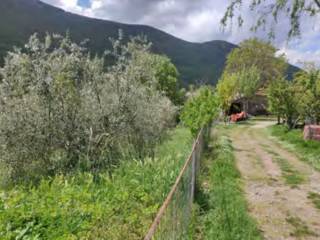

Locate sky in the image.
[41,0,320,67]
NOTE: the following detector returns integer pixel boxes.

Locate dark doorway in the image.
[228,102,242,115]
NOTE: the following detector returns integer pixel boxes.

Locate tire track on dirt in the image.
[229,121,320,240]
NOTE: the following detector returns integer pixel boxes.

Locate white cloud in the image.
[279,48,320,67]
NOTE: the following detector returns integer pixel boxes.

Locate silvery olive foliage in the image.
[0,34,177,183]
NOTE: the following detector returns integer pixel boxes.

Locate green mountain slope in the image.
[0,0,299,85]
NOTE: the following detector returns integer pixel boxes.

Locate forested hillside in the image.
[0,0,299,85]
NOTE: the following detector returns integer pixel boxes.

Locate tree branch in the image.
[314,0,320,9]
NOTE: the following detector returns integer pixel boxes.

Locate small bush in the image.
[0,34,177,184]
[181,86,219,135]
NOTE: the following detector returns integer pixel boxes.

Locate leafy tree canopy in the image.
[294,65,320,124]
[152,55,184,105]
[267,64,320,128]
[216,72,238,114]
[181,86,219,135]
[217,65,261,114]
[224,39,288,84]
[267,77,298,128]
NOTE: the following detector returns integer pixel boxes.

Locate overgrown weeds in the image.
[270,125,320,171]
[308,192,320,210]
[0,127,192,240]
[274,157,305,187]
[195,132,261,240]
[286,215,317,238]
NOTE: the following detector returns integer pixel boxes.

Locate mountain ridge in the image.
[0,0,298,85]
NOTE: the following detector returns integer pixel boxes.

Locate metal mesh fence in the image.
[144,126,209,240]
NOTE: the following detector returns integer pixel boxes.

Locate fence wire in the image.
[144,126,209,240]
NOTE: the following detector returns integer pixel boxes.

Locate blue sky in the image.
[77,0,91,8]
[42,0,320,67]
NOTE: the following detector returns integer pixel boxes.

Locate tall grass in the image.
[269,125,320,171]
[195,134,261,240]
[0,127,193,240]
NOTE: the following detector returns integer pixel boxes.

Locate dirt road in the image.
[228,121,320,240]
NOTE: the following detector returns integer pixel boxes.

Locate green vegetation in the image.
[216,71,238,115]
[263,144,306,186]
[223,39,287,84]
[0,33,199,239]
[0,0,299,85]
[274,157,305,187]
[308,192,320,210]
[217,65,261,114]
[270,125,320,171]
[181,86,219,135]
[195,132,261,240]
[0,127,193,240]
[0,34,179,185]
[216,39,288,116]
[267,65,320,128]
[152,54,185,105]
[0,0,235,86]
[294,66,320,124]
[286,216,317,238]
[267,77,297,126]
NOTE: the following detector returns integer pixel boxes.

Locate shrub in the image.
[0,34,177,184]
[181,86,219,135]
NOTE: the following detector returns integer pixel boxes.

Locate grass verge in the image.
[0,127,193,240]
[262,143,306,187]
[274,157,305,187]
[286,215,317,238]
[269,125,320,171]
[308,192,320,210]
[195,131,261,240]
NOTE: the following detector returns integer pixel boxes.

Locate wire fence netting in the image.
[144,125,210,240]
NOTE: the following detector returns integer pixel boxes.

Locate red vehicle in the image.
[230,111,248,122]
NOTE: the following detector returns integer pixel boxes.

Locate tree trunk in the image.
[287,116,294,129]
[243,99,249,113]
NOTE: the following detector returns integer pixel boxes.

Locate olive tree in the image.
[0,34,177,183]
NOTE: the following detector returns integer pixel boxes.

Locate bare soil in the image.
[228,120,320,240]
